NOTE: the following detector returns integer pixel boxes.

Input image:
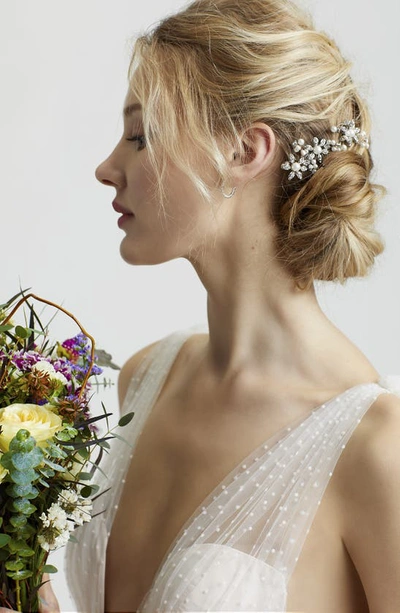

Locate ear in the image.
[230,123,277,186]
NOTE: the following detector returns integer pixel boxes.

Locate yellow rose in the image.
[0,403,63,452]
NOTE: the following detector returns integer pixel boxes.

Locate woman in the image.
[63,0,400,611]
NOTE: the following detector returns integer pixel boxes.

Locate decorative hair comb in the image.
[281,119,370,181]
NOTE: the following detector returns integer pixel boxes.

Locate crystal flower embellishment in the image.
[281,120,370,181]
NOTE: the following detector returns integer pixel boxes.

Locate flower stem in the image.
[16,579,22,612]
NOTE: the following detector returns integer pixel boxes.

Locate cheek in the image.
[127,161,152,205]
[124,155,218,252]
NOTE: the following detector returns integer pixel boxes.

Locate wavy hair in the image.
[128,0,386,290]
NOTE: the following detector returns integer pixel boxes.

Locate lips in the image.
[112,200,134,215]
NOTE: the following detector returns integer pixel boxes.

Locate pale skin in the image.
[41,85,399,612]
[94,87,400,612]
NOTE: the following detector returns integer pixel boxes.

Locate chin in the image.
[119,242,169,266]
[119,245,146,266]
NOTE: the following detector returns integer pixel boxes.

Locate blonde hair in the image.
[128,0,386,290]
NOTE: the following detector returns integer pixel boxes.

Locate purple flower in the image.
[10,350,48,371]
[51,358,74,381]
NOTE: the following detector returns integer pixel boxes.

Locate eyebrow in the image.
[123,103,142,118]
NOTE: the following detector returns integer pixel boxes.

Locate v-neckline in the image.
[171,329,382,485]
[135,329,385,611]
[157,329,384,485]
[157,332,381,520]
[166,327,383,444]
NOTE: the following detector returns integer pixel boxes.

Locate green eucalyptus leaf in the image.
[5,559,24,571]
[77,472,92,480]
[46,442,68,459]
[42,564,58,574]
[0,534,11,548]
[12,498,37,515]
[7,569,33,580]
[77,447,90,461]
[10,453,31,471]
[16,429,31,441]
[8,540,35,556]
[8,539,27,552]
[55,430,72,442]
[6,483,39,500]
[17,524,35,539]
[9,430,36,452]
[79,483,100,498]
[0,549,9,561]
[9,468,36,485]
[38,466,55,478]
[55,427,78,442]
[11,452,36,471]
[10,515,27,529]
[17,546,35,557]
[118,412,135,427]
[42,457,66,472]
[28,446,45,466]
[14,325,29,339]
[0,453,13,470]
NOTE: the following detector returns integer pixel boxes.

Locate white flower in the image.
[39,511,50,528]
[47,502,69,531]
[56,487,93,529]
[58,488,79,507]
[38,527,70,552]
[32,361,68,386]
[38,501,71,552]
[70,498,92,527]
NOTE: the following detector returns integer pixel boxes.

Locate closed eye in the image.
[126,135,146,150]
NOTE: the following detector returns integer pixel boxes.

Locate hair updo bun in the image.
[128,0,386,290]
[274,147,386,290]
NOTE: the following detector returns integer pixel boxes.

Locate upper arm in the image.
[339,392,400,612]
[117,339,161,414]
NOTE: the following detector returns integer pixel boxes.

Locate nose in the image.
[95,151,123,188]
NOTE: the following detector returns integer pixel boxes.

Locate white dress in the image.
[65,323,400,612]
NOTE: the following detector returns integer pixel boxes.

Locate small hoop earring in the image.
[220,185,237,199]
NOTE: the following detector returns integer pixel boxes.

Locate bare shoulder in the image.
[338,390,400,487]
[117,332,206,414]
[117,338,163,411]
[336,391,400,611]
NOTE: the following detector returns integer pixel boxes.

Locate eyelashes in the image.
[126,135,146,151]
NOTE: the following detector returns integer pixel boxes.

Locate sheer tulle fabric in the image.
[64,324,399,612]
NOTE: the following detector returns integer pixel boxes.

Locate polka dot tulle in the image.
[64,324,399,612]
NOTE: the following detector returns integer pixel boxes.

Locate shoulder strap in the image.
[96,323,206,530]
[121,323,206,419]
[264,381,396,583]
[64,323,206,613]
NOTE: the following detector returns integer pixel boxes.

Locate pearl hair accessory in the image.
[281,119,370,181]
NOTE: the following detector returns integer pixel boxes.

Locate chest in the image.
[104,382,369,613]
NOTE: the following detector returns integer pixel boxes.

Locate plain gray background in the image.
[1,0,399,609]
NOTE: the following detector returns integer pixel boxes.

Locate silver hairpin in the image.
[281,120,370,181]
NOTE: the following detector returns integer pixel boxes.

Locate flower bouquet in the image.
[0,289,132,612]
